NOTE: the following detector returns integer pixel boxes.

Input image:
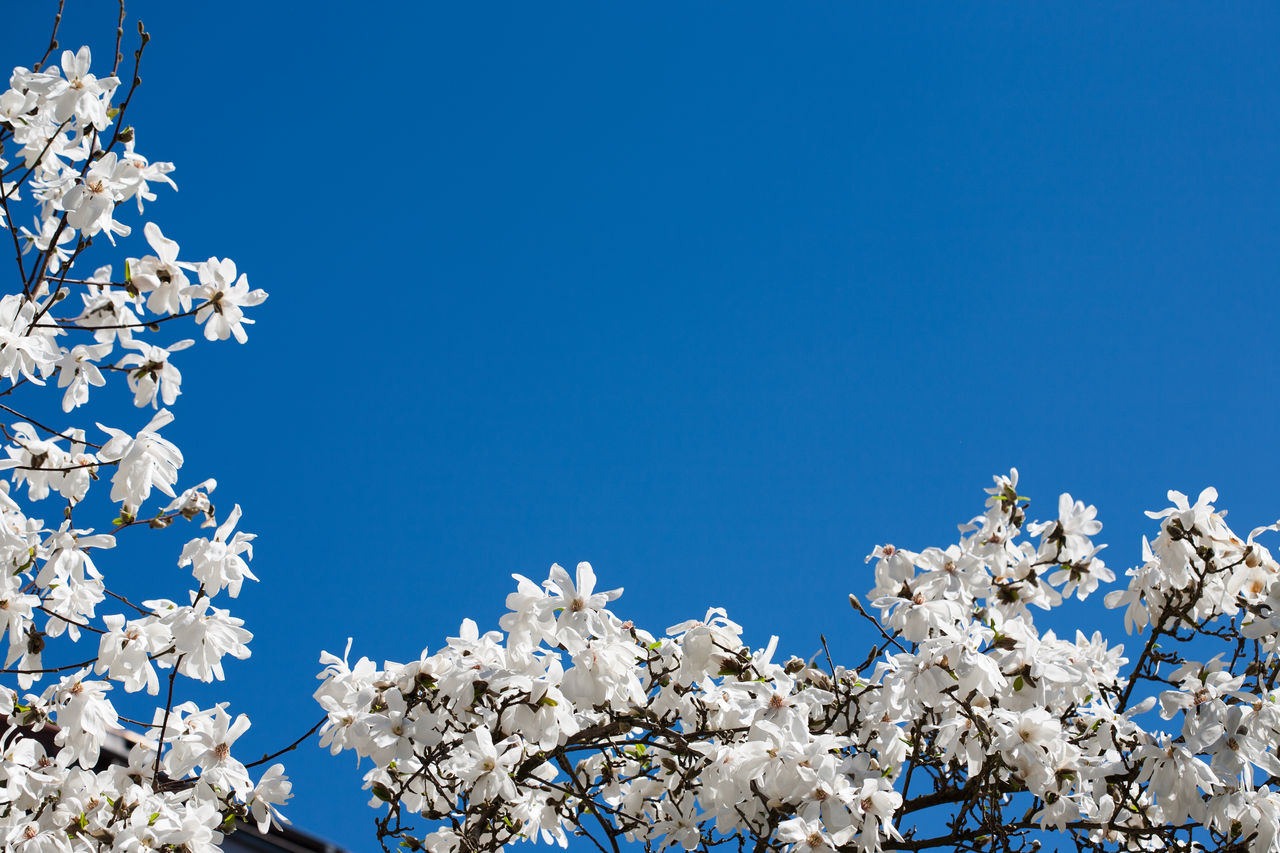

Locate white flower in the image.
[74,275,141,344]
[38,524,111,641]
[19,215,74,274]
[541,561,623,643]
[53,342,110,411]
[94,613,170,695]
[0,294,60,385]
[449,726,522,804]
[154,594,252,682]
[51,671,116,768]
[0,573,38,658]
[776,816,851,851]
[117,338,193,408]
[178,504,258,597]
[98,408,183,512]
[49,47,117,129]
[0,422,69,501]
[249,764,292,831]
[162,478,218,526]
[168,704,252,795]
[63,153,132,243]
[130,222,192,315]
[190,258,267,343]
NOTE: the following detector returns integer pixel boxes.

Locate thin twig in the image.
[33,305,200,331]
[152,654,184,784]
[33,0,67,72]
[0,656,95,675]
[110,0,126,77]
[244,716,327,769]
[0,402,104,449]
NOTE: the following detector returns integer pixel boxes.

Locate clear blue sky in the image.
[10,2,1280,849]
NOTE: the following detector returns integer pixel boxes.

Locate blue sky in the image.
[9,2,1280,849]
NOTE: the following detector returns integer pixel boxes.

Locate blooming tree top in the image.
[316,470,1280,853]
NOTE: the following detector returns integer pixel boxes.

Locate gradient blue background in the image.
[9,2,1280,849]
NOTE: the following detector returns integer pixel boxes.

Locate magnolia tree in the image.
[0,4,296,852]
[318,476,1280,853]
[6,7,1280,853]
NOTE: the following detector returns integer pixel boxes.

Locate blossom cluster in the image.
[318,473,1280,853]
[12,8,1280,853]
[0,23,288,853]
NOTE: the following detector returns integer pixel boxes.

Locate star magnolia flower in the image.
[130,222,192,315]
[0,294,60,385]
[167,704,253,796]
[49,47,117,129]
[98,409,183,512]
[450,726,522,804]
[544,561,622,640]
[63,153,132,244]
[19,215,75,274]
[190,258,267,343]
[117,338,193,408]
[153,594,252,683]
[53,342,111,411]
[776,816,854,851]
[94,613,169,695]
[51,671,117,768]
[177,504,258,598]
[250,764,292,832]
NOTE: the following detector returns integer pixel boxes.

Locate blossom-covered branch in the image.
[318,473,1280,853]
[0,4,294,850]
